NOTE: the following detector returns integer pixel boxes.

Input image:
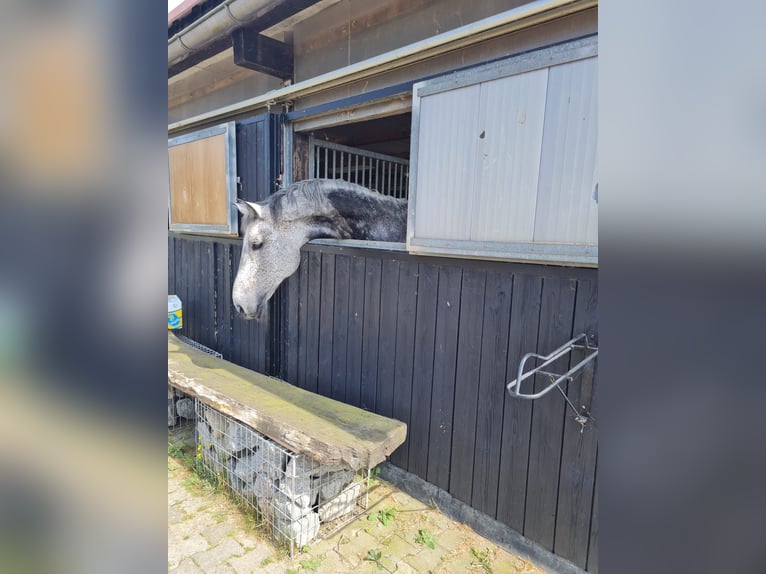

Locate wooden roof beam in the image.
[232,27,293,80]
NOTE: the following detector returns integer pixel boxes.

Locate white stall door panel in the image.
[533,57,598,244]
[413,84,481,240]
[470,67,549,243]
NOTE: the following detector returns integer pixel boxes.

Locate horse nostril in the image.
[235,304,244,315]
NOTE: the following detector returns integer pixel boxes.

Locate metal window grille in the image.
[309,137,410,199]
[191,399,370,556]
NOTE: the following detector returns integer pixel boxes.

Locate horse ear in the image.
[234,199,265,220]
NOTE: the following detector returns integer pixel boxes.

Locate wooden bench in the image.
[168,333,406,471]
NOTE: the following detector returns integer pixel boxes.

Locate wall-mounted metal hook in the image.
[506,333,598,404]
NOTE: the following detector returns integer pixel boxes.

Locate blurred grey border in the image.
[0,1,168,573]
[600,1,766,573]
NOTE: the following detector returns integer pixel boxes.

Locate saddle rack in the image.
[506,333,598,429]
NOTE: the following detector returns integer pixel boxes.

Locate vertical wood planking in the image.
[331,255,351,402]
[360,258,382,411]
[407,264,439,480]
[296,251,309,389]
[188,240,200,343]
[523,276,577,550]
[426,266,462,491]
[283,269,301,384]
[221,243,235,361]
[317,253,335,397]
[170,234,600,567]
[471,270,513,516]
[168,236,176,293]
[375,259,400,418]
[303,251,322,393]
[496,274,542,531]
[213,243,227,358]
[390,261,419,468]
[587,462,598,573]
[554,278,599,568]
[345,256,366,408]
[202,242,216,350]
[449,269,487,504]
[230,243,244,367]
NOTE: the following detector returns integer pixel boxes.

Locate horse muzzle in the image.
[234,301,267,321]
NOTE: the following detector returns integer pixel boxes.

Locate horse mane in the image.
[267,179,393,221]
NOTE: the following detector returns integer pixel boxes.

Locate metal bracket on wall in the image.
[506,333,598,431]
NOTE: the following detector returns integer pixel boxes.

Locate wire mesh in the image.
[173,333,223,359]
[193,399,369,555]
[168,384,196,432]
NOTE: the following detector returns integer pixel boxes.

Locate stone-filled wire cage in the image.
[194,400,369,555]
[168,384,195,432]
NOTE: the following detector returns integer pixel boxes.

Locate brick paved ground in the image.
[169,451,546,574]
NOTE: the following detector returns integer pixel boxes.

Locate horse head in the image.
[231,198,305,321]
[232,179,407,320]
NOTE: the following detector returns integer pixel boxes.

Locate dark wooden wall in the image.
[280,244,599,572]
[168,112,598,572]
[168,234,599,572]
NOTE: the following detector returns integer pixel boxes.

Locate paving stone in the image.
[202,522,236,545]
[169,506,186,525]
[342,528,382,562]
[226,549,274,574]
[169,532,210,570]
[492,552,536,573]
[433,551,475,573]
[170,557,204,574]
[403,545,446,573]
[383,534,418,559]
[433,525,469,553]
[192,537,245,571]
[393,560,419,574]
[307,550,348,573]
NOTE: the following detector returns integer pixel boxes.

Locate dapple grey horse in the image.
[232,179,407,320]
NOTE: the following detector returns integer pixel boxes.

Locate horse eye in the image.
[251,241,263,251]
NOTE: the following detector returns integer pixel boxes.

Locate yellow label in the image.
[168,310,183,330]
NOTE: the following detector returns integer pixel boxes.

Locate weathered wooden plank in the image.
[230,244,245,368]
[169,332,406,470]
[449,269,487,504]
[283,267,301,384]
[202,242,216,350]
[189,240,200,343]
[168,236,176,293]
[376,258,400,418]
[524,275,577,550]
[554,278,599,568]
[496,274,542,531]
[587,462,598,573]
[471,269,513,517]
[296,250,310,389]
[213,243,227,358]
[407,263,438,479]
[345,256,366,408]
[390,260,419,468]
[427,266,462,491]
[317,253,335,397]
[222,243,235,361]
[360,258,382,411]
[304,251,322,393]
[331,255,351,402]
